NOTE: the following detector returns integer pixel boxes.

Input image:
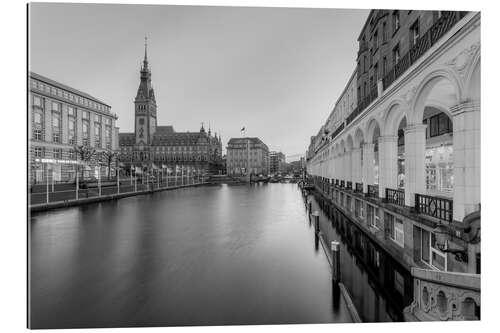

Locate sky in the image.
[29,3,368,161]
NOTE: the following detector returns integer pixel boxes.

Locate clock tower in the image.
[135,37,157,146]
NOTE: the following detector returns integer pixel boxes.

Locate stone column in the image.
[378,135,398,199]
[351,147,362,184]
[345,150,352,182]
[76,109,83,145]
[61,105,68,144]
[404,124,427,206]
[451,102,480,222]
[362,143,375,193]
[44,99,52,142]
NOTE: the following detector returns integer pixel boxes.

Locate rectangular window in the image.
[382,22,387,42]
[393,44,400,66]
[82,111,89,120]
[68,106,75,116]
[34,147,43,157]
[393,10,400,32]
[431,233,447,271]
[410,19,420,46]
[383,57,388,75]
[373,30,378,49]
[33,129,42,140]
[367,205,378,228]
[394,270,405,296]
[386,213,404,247]
[421,229,430,264]
[33,95,43,108]
[53,148,62,159]
[51,102,60,112]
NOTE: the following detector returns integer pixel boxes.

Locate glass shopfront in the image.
[425,143,453,196]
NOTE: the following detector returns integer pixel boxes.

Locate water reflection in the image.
[308,192,413,322]
[30,184,352,329]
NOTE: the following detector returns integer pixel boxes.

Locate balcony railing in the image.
[383,11,464,90]
[415,193,453,222]
[386,188,405,207]
[367,184,379,198]
[346,181,352,190]
[355,182,363,193]
[345,12,465,129]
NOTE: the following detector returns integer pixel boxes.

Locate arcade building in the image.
[118,40,223,175]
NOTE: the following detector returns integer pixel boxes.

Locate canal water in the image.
[30,183,352,328]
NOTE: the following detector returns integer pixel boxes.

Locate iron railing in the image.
[415,193,453,222]
[346,12,465,128]
[340,180,345,188]
[346,181,352,190]
[367,184,379,198]
[386,188,405,207]
[355,182,363,193]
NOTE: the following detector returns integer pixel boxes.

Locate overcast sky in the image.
[29,3,368,160]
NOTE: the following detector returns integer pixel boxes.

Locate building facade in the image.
[307,11,480,278]
[29,72,119,184]
[226,137,269,176]
[269,151,286,174]
[118,41,223,174]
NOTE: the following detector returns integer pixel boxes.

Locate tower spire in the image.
[143,36,149,70]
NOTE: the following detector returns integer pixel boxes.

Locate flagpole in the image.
[117,163,120,194]
[76,164,79,200]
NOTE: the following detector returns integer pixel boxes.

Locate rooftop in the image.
[30,71,111,107]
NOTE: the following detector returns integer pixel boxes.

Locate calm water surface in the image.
[30,184,353,328]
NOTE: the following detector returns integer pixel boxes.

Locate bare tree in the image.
[73,145,96,179]
[100,149,119,178]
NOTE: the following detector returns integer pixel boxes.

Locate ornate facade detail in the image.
[444,42,480,80]
[404,268,480,321]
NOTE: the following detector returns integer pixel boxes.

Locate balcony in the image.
[340,180,345,188]
[367,184,379,198]
[346,181,352,190]
[346,12,466,128]
[386,188,405,207]
[355,182,363,193]
[383,11,465,90]
[415,193,453,222]
[346,85,378,126]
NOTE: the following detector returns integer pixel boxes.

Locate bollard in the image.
[313,211,319,233]
[331,241,341,282]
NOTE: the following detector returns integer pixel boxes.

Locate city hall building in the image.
[29,72,119,184]
[118,41,223,174]
[226,137,270,176]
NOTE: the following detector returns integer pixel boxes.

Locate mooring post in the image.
[313,211,319,233]
[331,241,341,282]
